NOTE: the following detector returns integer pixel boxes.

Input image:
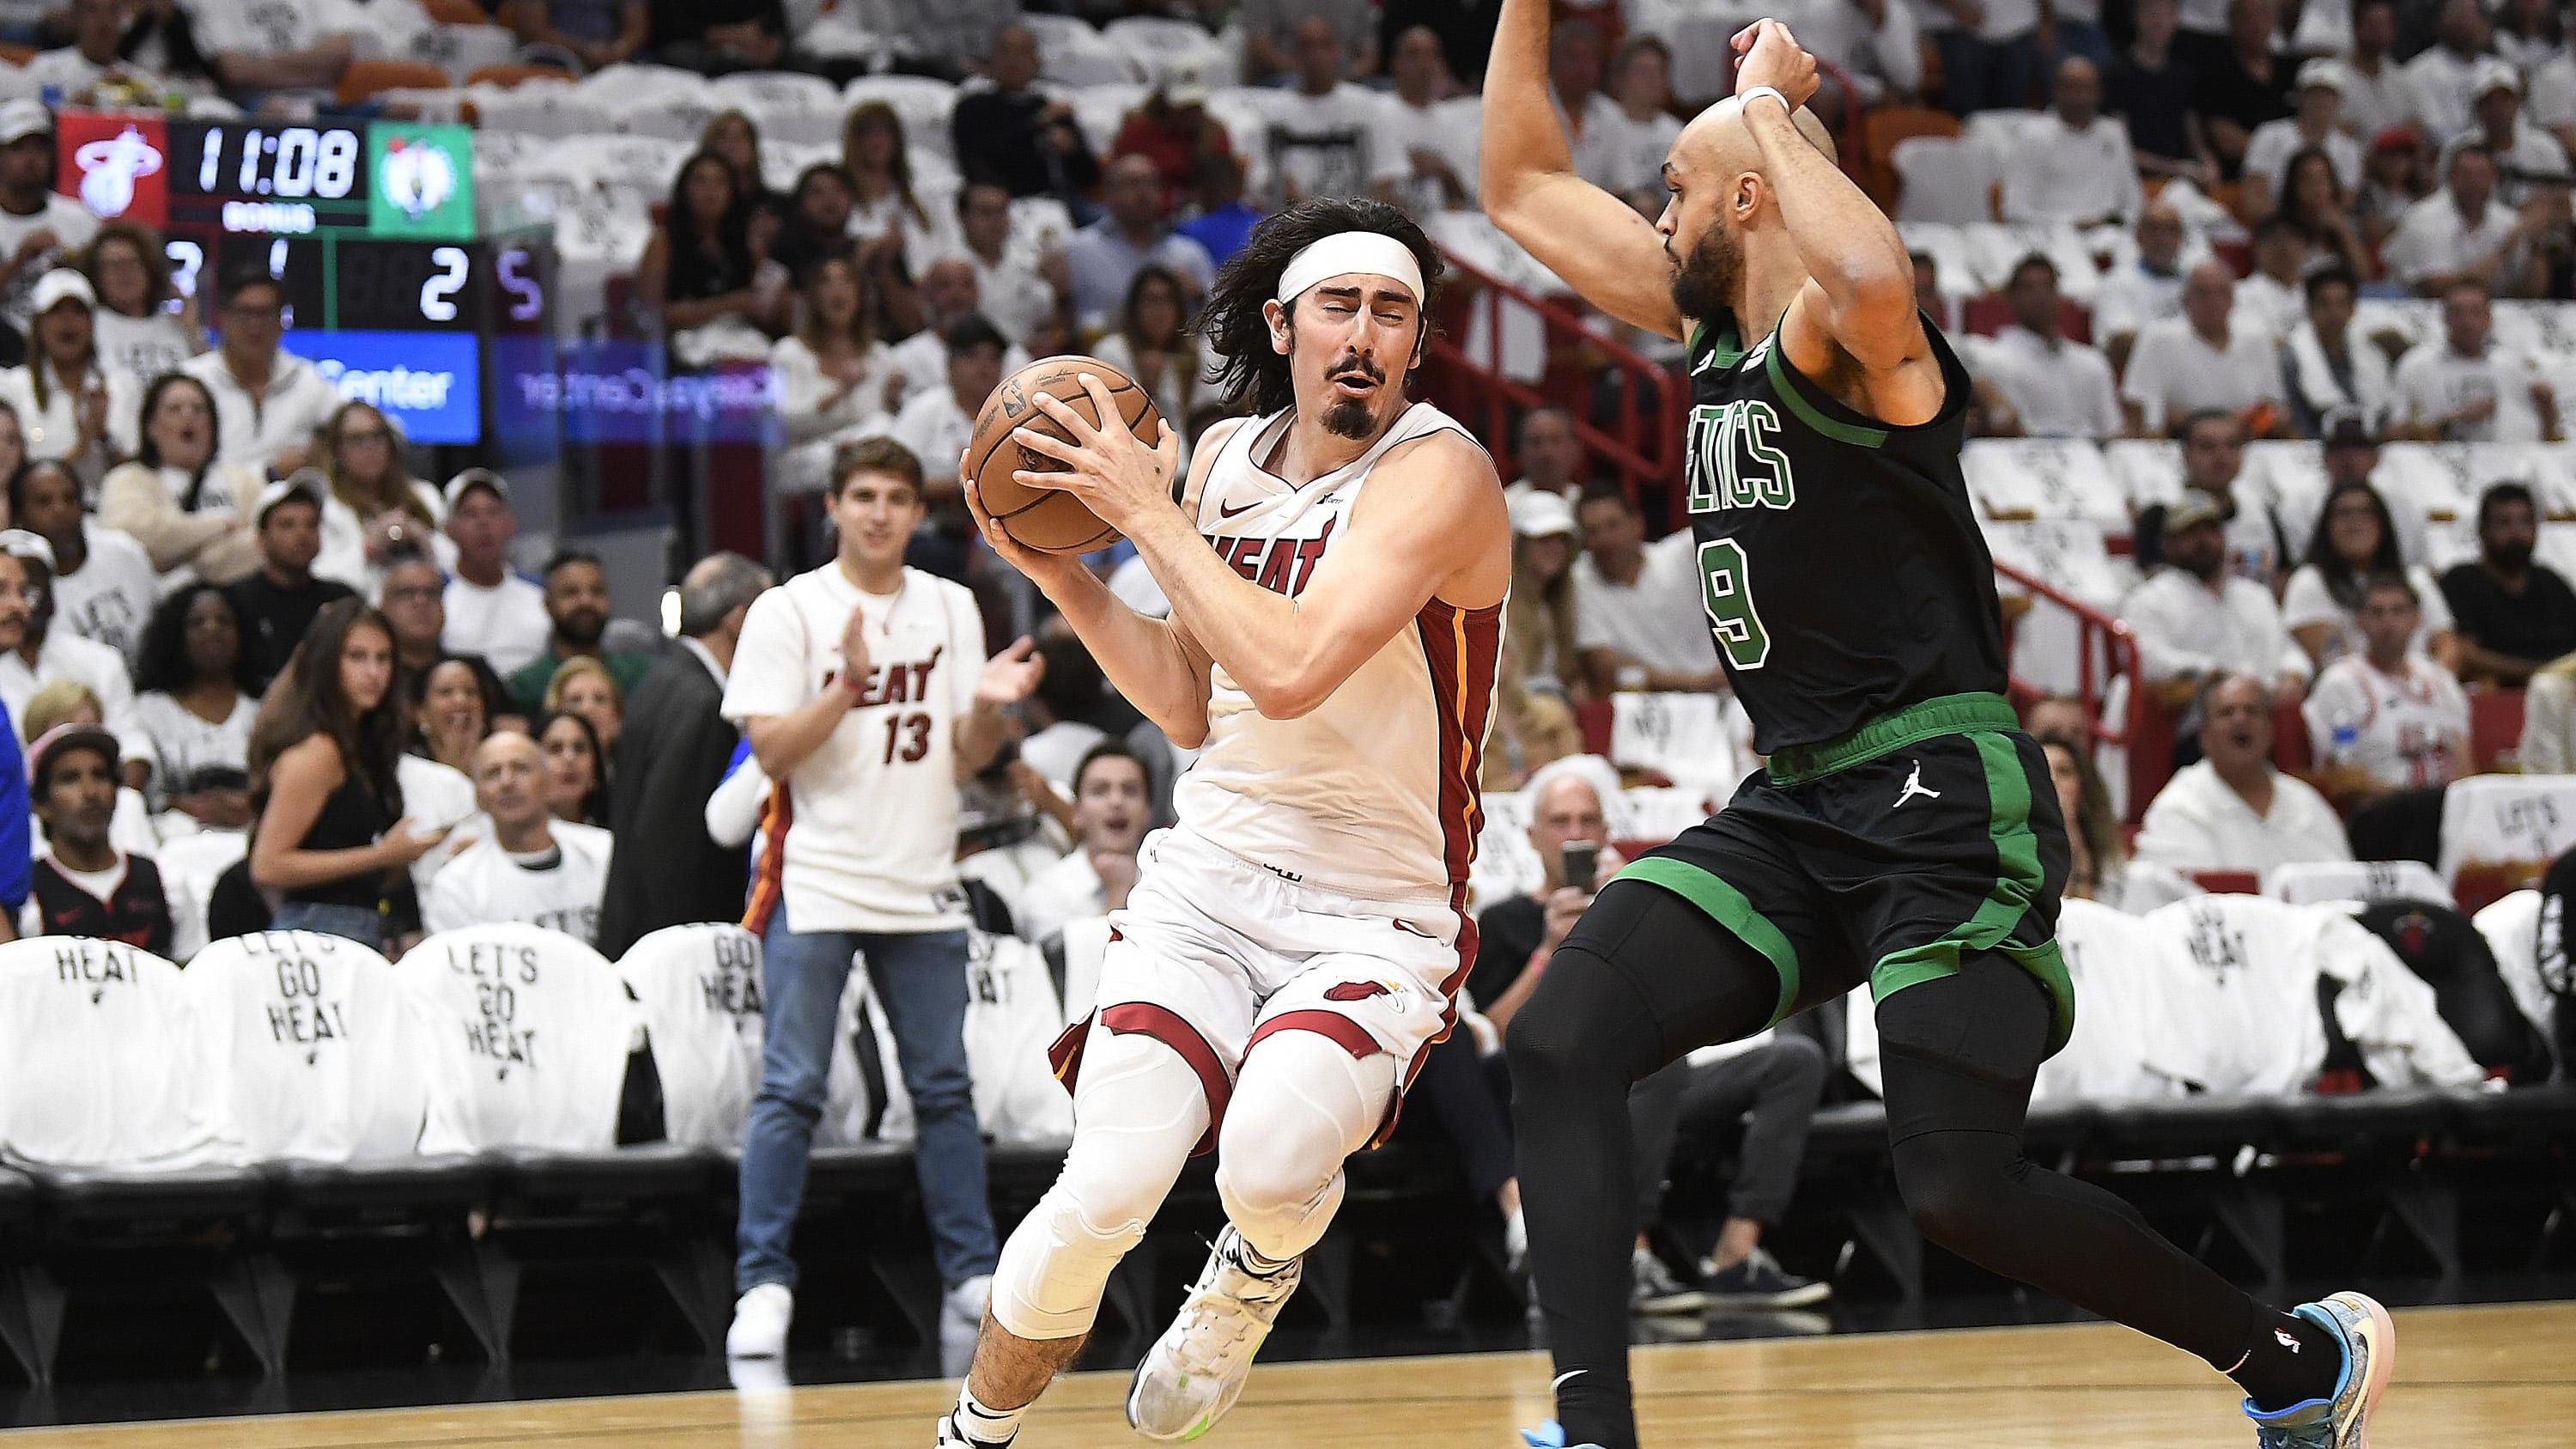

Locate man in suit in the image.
[598,551,774,956]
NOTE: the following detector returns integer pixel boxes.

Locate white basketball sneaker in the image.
[726,1282,793,1359]
[1125,1226,1301,1440]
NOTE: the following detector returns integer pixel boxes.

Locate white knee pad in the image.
[989,1029,1206,1341]
[1215,1031,1399,1263]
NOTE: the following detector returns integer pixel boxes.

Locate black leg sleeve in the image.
[1507,881,1785,1449]
[1414,1030,1519,1202]
[1878,954,2261,1370]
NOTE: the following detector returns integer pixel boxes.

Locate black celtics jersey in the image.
[1680,311,2009,754]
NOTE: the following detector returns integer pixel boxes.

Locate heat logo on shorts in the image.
[1322,980,1393,1003]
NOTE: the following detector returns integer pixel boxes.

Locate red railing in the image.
[1425,244,1686,521]
[1993,557,2140,753]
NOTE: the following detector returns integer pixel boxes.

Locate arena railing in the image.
[1992,557,2142,762]
[1422,244,1686,525]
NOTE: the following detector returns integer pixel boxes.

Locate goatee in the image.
[1322,399,1375,438]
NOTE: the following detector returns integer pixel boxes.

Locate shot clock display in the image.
[52,111,512,446]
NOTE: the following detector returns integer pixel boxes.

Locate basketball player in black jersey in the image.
[1483,15,2391,1449]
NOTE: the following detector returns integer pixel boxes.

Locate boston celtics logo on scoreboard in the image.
[370,125,474,240]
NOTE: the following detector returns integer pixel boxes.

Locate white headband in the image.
[1273,231,1424,307]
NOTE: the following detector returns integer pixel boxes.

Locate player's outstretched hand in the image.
[963,454,1091,594]
[1012,371,1182,533]
[975,636,1047,707]
[1730,18,1820,109]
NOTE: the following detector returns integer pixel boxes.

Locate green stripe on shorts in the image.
[1614,856,1802,1027]
[1869,732,2078,1054]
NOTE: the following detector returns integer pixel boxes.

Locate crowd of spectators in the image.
[2,0,2575,1337]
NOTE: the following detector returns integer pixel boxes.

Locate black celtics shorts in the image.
[1617,691,2078,1055]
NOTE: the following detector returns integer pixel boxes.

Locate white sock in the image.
[954,1386,1021,1445]
[1230,1232,1295,1277]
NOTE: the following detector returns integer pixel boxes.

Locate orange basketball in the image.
[965,355,1163,556]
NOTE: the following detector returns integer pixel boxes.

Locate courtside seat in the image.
[2271,1087,2460,1150]
[2020,1101,2102,1159]
[987,1136,1072,1197]
[264,1154,494,1222]
[2449,1081,2576,1144]
[1801,1100,1891,1162]
[495,1142,719,1210]
[781,1141,917,1203]
[29,1163,268,1227]
[2094,1093,2284,1157]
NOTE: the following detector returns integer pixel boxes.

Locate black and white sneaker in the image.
[1696,1247,1832,1310]
[1630,1246,1707,1315]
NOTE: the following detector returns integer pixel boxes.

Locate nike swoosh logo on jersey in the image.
[1217,497,1264,519]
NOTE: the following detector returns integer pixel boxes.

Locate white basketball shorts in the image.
[1045,827,1474,1154]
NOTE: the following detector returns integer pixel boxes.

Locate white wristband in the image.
[1737,84,1789,117]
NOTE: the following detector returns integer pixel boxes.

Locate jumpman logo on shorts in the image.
[1893,760,1942,810]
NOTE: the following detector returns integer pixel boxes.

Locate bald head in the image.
[1672,96,1836,182]
[2053,57,2100,125]
[472,730,550,832]
[1661,97,1838,324]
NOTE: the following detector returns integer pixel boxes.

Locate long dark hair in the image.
[135,582,257,697]
[1200,198,1443,418]
[135,371,223,507]
[2304,479,2403,612]
[538,709,608,825]
[840,101,930,229]
[2278,145,2349,239]
[248,598,406,819]
[663,150,753,302]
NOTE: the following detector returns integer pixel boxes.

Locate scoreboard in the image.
[51,111,533,447]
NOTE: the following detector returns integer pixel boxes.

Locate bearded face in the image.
[1668,216,1743,326]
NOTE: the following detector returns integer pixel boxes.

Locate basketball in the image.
[965,355,1163,556]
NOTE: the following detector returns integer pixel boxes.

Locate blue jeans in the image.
[738,905,998,1293]
[271,900,386,952]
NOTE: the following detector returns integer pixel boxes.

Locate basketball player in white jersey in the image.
[935,198,1511,1446]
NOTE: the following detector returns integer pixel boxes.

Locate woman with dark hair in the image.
[1091,265,1204,437]
[99,371,263,585]
[317,399,446,590]
[702,109,777,210]
[247,598,445,947]
[2275,146,2370,281]
[411,654,496,776]
[84,222,201,381]
[773,250,901,492]
[636,150,773,360]
[841,101,936,335]
[131,582,258,825]
[537,709,606,825]
[2281,479,2457,669]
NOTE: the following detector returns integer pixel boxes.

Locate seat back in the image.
[187,931,424,1160]
[0,937,230,1167]
[337,59,452,107]
[2439,775,2576,894]
[2269,859,2453,909]
[964,929,1073,1143]
[1891,136,1994,225]
[617,924,764,1149]
[2134,895,2334,1093]
[1861,104,1961,209]
[403,923,636,1154]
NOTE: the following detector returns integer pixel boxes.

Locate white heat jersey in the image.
[725,563,987,933]
[2304,654,2470,791]
[1171,402,1503,901]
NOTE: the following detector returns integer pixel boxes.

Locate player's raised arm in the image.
[1479,0,1687,340]
[1729,21,1937,411]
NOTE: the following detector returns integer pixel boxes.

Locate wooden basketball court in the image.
[6,1300,2566,1447]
